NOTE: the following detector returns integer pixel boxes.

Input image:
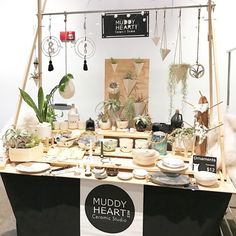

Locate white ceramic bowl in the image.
[133,169,148,179]
[194,171,218,186]
[162,156,184,169]
[132,149,158,166]
[103,139,118,152]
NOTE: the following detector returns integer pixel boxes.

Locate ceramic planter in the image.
[37,122,52,138]
[135,122,147,132]
[116,120,129,129]
[133,102,146,117]
[99,120,111,130]
[9,143,44,162]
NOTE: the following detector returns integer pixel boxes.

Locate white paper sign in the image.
[80,179,143,236]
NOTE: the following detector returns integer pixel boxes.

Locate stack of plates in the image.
[157,156,188,172]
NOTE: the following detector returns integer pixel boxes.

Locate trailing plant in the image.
[2,128,41,150]
[168,63,190,119]
[119,98,135,122]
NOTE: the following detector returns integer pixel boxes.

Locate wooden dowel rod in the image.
[38,0,43,88]
[12,0,47,128]
[212,21,227,180]
[207,0,213,125]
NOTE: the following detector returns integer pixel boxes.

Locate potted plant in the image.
[20,73,74,138]
[134,114,152,132]
[2,128,43,162]
[168,127,194,157]
[134,58,144,76]
[97,112,111,130]
[96,99,121,126]
[168,64,190,118]
[110,57,118,72]
[108,80,120,99]
[122,71,136,96]
[133,94,147,117]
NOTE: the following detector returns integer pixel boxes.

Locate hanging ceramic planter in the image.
[110,57,118,72]
[123,72,136,96]
[160,10,171,61]
[134,58,144,76]
[152,11,160,46]
[168,10,190,118]
[59,73,75,99]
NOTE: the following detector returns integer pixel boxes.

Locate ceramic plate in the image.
[16,162,50,173]
[150,172,190,186]
[157,160,189,173]
[117,172,133,180]
[133,169,148,179]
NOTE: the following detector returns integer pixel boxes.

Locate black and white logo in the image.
[85,184,135,233]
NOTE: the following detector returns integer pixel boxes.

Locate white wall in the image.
[0,0,235,130]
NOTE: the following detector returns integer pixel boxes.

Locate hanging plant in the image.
[168,9,190,119]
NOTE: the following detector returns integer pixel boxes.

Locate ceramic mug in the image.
[119,138,133,153]
[135,139,149,149]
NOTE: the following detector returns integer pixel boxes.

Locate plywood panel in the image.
[105,59,149,108]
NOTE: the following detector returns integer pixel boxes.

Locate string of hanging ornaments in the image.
[74,15,96,71]
[189,8,205,79]
[41,15,62,71]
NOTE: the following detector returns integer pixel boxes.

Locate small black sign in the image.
[192,155,217,173]
[85,184,135,233]
[102,11,149,38]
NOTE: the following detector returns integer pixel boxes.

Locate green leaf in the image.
[19,88,41,121]
[38,87,44,118]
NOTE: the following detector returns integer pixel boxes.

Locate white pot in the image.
[37,122,52,139]
[119,138,133,152]
[116,120,129,129]
[99,120,111,130]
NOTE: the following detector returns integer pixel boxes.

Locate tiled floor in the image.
[0,176,235,236]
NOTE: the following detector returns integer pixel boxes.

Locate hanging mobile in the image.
[83,16,88,71]
[189,8,205,79]
[42,15,61,71]
[74,15,96,70]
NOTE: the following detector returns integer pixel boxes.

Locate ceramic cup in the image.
[53,121,60,130]
[135,139,149,149]
[119,138,133,153]
[60,121,69,131]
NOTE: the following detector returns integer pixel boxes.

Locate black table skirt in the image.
[1,173,231,236]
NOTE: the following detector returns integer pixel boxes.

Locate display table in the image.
[0,166,234,236]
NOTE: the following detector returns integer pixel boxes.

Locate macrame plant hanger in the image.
[189,8,205,79]
[83,15,88,71]
[160,10,171,61]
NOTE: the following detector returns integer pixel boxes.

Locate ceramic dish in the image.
[16,162,50,173]
[157,160,188,173]
[117,172,133,180]
[132,149,159,166]
[162,156,184,168]
[194,171,218,186]
[133,169,148,179]
[150,172,190,186]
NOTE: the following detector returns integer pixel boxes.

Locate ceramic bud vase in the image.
[171,109,183,129]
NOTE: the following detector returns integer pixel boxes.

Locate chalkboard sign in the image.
[192,155,217,173]
[102,11,149,38]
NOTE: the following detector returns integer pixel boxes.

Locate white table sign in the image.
[80,179,143,236]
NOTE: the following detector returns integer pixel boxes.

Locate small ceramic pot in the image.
[119,138,133,152]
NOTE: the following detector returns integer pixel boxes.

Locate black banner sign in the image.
[102,11,149,38]
[192,155,217,173]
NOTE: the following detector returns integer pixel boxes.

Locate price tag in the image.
[192,155,217,173]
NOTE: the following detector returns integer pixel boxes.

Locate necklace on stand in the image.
[189,8,205,79]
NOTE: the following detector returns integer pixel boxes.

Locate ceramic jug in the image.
[171,109,183,129]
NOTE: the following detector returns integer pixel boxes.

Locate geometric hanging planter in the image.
[111,63,118,73]
[134,62,144,76]
[123,79,137,97]
[160,48,171,61]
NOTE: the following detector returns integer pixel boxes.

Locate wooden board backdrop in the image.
[105,58,149,109]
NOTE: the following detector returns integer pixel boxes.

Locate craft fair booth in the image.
[0,0,235,236]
